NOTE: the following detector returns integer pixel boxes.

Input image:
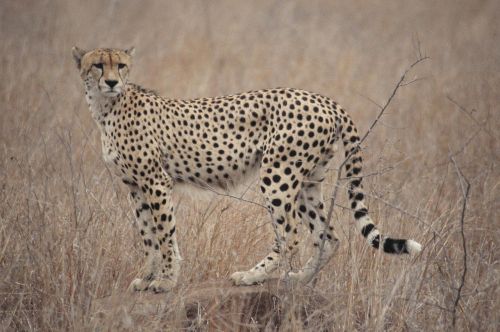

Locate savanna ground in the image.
[0,0,499,330]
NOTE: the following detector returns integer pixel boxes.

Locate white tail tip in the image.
[406,239,422,255]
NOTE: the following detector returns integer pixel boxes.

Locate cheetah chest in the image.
[101,138,117,163]
[100,135,121,176]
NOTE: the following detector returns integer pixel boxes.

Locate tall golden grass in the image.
[0,0,498,330]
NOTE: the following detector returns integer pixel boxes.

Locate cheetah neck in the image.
[84,84,121,126]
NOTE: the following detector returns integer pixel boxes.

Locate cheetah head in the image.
[72,47,135,98]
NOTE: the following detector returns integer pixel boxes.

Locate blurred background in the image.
[0,0,498,330]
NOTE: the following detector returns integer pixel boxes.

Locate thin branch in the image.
[328,55,430,221]
[450,155,470,328]
[431,96,491,169]
[358,56,429,147]
[309,55,429,286]
[412,33,424,60]
[447,95,493,139]
[357,92,384,110]
[400,76,429,87]
[325,181,442,237]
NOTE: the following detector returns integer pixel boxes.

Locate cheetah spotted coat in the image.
[73,47,421,292]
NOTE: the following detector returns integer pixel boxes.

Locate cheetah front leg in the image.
[126,176,181,293]
[127,187,162,291]
[142,176,181,293]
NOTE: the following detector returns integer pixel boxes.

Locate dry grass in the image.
[0,0,499,330]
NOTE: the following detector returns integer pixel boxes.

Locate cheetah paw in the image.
[148,279,176,293]
[128,278,151,292]
[230,271,266,286]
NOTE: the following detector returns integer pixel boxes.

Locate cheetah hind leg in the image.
[129,277,153,292]
[230,202,294,286]
[231,172,303,286]
[230,242,282,286]
[284,181,340,284]
[127,251,164,292]
[127,259,158,292]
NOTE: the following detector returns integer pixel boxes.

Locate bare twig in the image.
[447,96,493,139]
[358,56,429,147]
[400,76,429,87]
[357,92,384,110]
[326,181,442,237]
[425,96,491,171]
[450,155,470,328]
[309,55,429,286]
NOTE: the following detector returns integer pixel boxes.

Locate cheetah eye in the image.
[118,63,126,69]
[93,63,104,70]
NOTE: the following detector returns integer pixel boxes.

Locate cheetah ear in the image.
[72,46,87,69]
[125,47,136,57]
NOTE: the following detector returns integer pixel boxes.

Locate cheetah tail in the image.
[339,124,422,255]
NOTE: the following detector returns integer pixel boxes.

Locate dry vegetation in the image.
[1,0,499,330]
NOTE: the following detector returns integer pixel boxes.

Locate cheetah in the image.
[72,47,422,293]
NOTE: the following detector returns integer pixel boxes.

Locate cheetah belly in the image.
[162,148,263,195]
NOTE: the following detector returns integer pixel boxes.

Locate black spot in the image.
[263,177,272,186]
[361,223,375,237]
[272,174,281,183]
[279,183,289,191]
[272,199,282,207]
[285,224,291,232]
[351,179,361,187]
[284,203,292,212]
[354,208,368,219]
[354,193,364,201]
[383,238,408,254]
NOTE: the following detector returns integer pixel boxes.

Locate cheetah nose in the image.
[105,80,118,88]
